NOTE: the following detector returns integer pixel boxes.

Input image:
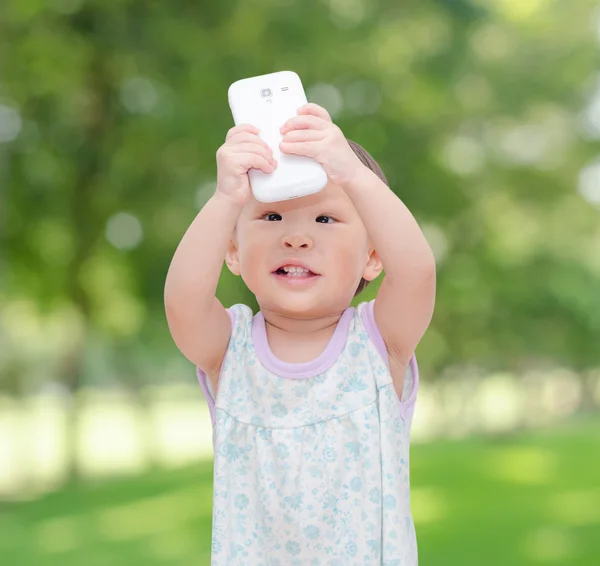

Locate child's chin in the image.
[269,294,324,316]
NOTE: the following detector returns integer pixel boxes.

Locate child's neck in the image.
[260,308,346,364]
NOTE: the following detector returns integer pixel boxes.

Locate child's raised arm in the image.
[279,104,436,376]
[164,124,276,385]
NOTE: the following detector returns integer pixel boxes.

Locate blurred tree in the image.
[0,0,599,480]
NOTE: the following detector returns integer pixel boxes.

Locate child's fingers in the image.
[244,153,276,174]
[297,103,332,122]
[226,123,260,141]
[281,129,324,143]
[232,142,274,165]
[279,140,318,158]
[227,131,270,150]
[280,114,328,134]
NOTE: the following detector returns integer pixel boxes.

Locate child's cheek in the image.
[331,249,361,287]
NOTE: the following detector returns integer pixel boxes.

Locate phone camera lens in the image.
[261,88,272,98]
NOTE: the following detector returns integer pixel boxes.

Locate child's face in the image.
[227,182,381,316]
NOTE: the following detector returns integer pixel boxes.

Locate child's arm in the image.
[165,124,276,385]
[341,166,436,366]
[279,104,436,369]
[164,193,242,379]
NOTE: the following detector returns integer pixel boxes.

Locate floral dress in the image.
[197,300,420,565]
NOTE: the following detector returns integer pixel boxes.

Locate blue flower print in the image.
[323,491,339,510]
[345,540,358,556]
[257,428,272,440]
[345,441,362,460]
[234,494,249,510]
[219,442,244,462]
[370,487,381,503]
[368,539,381,557]
[294,385,307,397]
[229,542,247,558]
[286,541,301,555]
[275,443,290,459]
[227,378,239,396]
[342,374,368,392]
[350,476,362,492]
[349,341,362,357]
[383,494,397,509]
[284,492,304,511]
[272,402,288,418]
[309,465,323,478]
[314,372,327,383]
[250,416,264,427]
[304,525,320,539]
[323,446,337,463]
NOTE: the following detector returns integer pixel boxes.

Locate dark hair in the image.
[347,139,389,296]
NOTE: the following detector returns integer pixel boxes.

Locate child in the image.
[165,103,436,565]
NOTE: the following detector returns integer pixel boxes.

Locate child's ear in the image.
[225,239,241,276]
[363,247,383,282]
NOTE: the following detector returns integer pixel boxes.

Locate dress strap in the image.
[196,307,237,426]
[358,299,420,420]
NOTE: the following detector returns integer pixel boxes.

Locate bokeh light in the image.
[106,212,144,251]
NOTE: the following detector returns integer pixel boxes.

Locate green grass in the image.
[1,415,599,565]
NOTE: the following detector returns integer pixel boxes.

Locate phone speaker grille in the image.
[281,87,289,91]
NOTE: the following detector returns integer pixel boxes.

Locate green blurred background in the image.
[1,0,600,564]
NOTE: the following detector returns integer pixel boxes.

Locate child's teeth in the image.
[281,266,310,276]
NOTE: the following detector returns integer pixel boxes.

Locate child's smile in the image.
[272,261,321,287]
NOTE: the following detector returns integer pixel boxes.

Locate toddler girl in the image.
[165,103,436,565]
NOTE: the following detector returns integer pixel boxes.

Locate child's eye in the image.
[316,215,335,224]
[263,213,282,221]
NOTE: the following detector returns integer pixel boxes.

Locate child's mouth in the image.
[272,265,320,285]
[273,266,318,278]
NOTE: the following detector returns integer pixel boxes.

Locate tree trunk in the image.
[58,330,87,482]
[58,6,116,483]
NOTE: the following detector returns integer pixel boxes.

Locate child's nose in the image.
[281,233,313,250]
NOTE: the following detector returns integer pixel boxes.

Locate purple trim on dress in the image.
[251,307,355,379]
[197,302,420,425]
[360,300,389,365]
[359,299,420,417]
[196,308,236,426]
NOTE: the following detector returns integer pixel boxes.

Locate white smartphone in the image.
[228,71,328,203]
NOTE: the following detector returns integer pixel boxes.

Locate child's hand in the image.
[216,124,278,204]
[279,103,365,188]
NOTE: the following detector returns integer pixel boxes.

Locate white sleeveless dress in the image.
[197,300,420,565]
